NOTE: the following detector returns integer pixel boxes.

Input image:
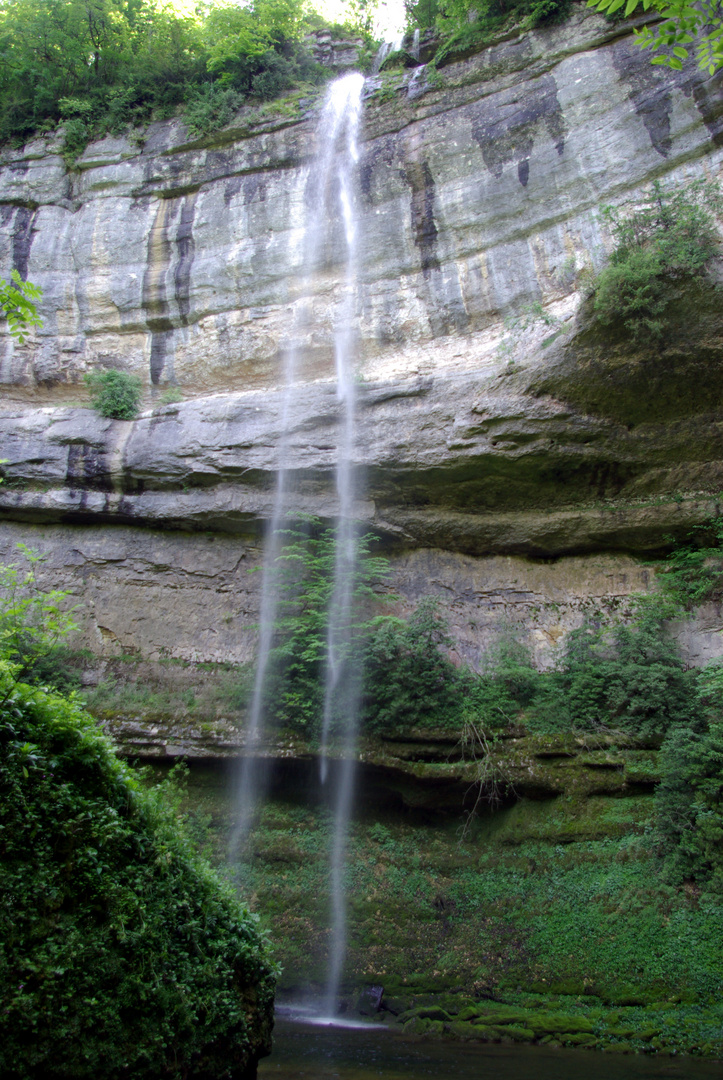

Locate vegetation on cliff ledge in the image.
[0,0,354,153]
[591,178,723,345]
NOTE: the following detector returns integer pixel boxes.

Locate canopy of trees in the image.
[0,0,337,148]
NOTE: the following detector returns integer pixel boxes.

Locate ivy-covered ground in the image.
[175,762,723,1059]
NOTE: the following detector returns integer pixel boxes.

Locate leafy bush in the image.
[85,368,143,420]
[362,598,467,733]
[531,609,693,739]
[184,83,246,138]
[593,178,723,343]
[656,670,723,891]
[0,676,276,1078]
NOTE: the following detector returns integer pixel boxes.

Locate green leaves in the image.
[592,177,722,344]
[0,270,42,344]
[84,367,143,420]
[587,0,723,73]
[0,543,79,697]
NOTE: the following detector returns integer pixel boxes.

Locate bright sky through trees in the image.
[317,0,405,36]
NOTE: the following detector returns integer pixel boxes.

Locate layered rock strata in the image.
[1,10,723,672]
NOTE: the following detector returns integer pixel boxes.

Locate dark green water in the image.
[259,1019,723,1079]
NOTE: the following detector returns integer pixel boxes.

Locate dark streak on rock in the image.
[224,177,243,205]
[174,194,197,327]
[612,39,673,157]
[401,160,439,275]
[359,136,396,200]
[66,443,112,492]
[143,199,177,384]
[12,205,37,278]
[682,66,723,148]
[614,39,723,156]
[470,74,566,182]
[243,174,267,203]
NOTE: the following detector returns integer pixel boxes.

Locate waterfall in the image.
[231,72,366,1014]
[412,28,421,61]
[372,33,405,73]
[318,74,365,1017]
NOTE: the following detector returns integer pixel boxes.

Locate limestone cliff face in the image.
[1,10,723,668]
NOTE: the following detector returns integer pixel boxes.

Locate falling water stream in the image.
[233,71,366,1017]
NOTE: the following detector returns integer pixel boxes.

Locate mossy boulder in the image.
[564,1033,598,1047]
[527,1013,595,1036]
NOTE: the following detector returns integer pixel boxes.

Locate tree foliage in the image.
[362,597,467,732]
[530,607,694,738]
[0,677,276,1078]
[0,269,41,343]
[261,518,391,733]
[406,0,571,62]
[593,178,723,344]
[0,0,329,151]
[655,668,723,890]
[588,0,723,74]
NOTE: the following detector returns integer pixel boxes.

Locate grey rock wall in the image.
[1,519,721,672]
[0,10,721,406]
[1,10,723,669]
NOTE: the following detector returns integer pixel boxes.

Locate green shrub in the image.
[362,598,467,733]
[84,368,143,420]
[656,686,723,891]
[184,83,246,137]
[0,676,276,1078]
[158,385,183,405]
[593,178,723,343]
[530,609,693,739]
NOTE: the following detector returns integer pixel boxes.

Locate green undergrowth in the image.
[0,0,358,160]
[177,764,723,1057]
[405,0,573,72]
